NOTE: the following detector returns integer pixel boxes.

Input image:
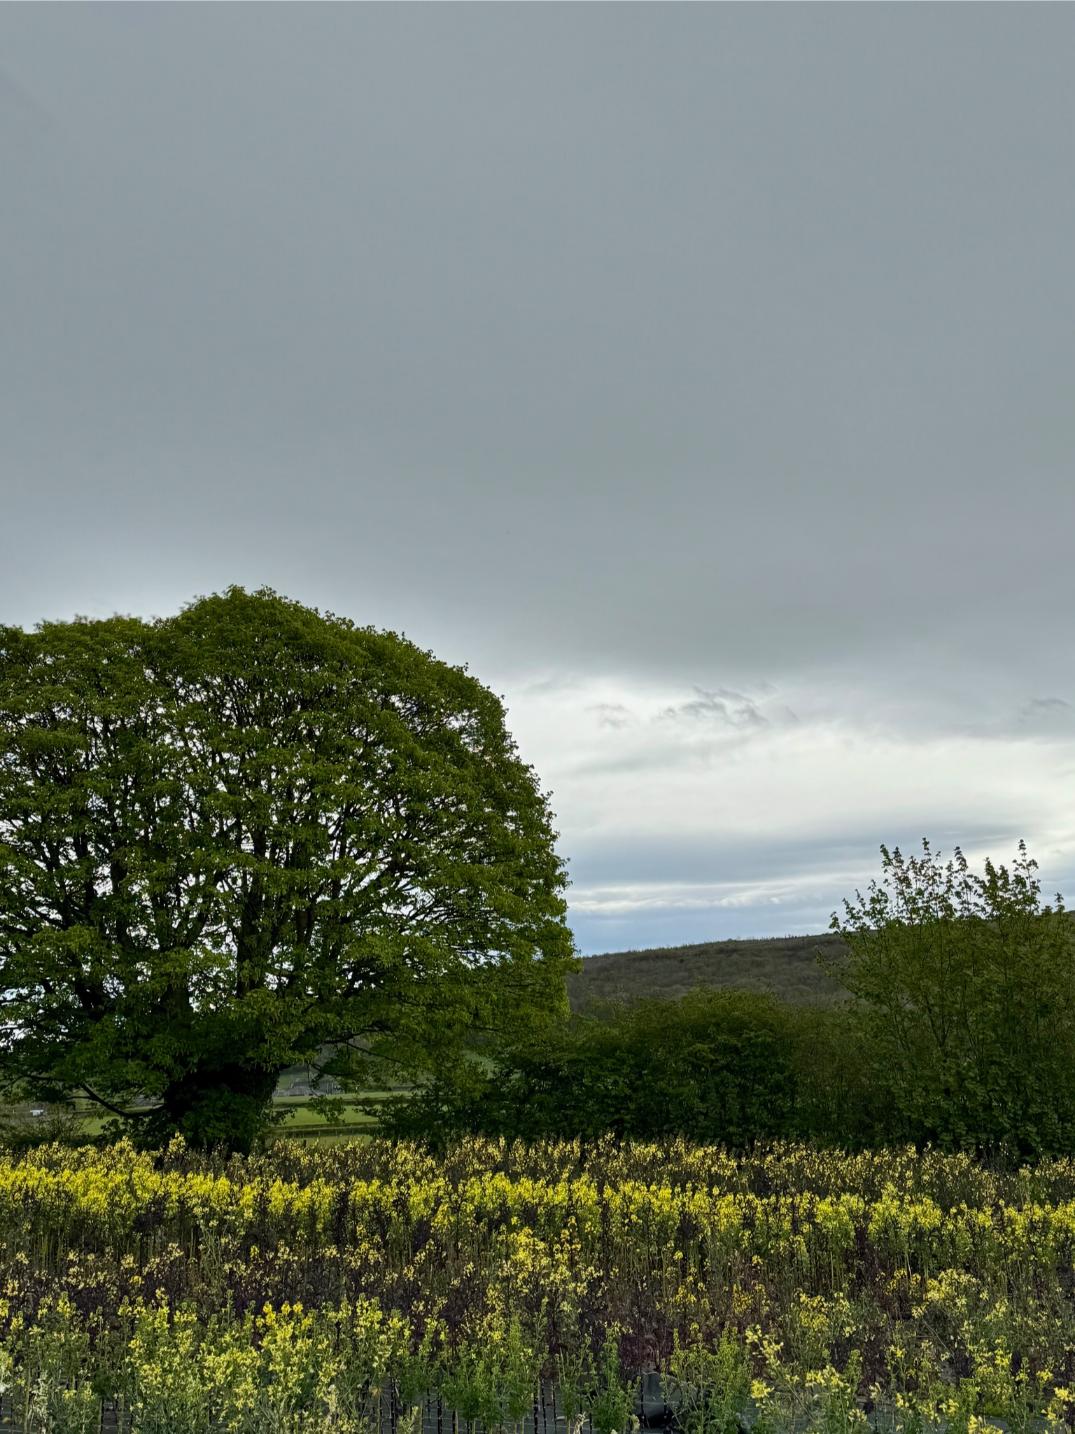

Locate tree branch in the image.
[78,1083,155,1120]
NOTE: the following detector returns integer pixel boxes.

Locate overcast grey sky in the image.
[4,6,1075,955]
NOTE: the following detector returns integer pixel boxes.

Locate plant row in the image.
[0,1138,1074,1431]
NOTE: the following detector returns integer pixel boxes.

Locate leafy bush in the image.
[381,989,811,1147]
[0,1103,93,1154]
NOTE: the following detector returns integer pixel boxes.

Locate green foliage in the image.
[125,1306,211,1434]
[380,987,815,1147]
[548,1331,636,1434]
[440,1311,541,1434]
[383,837,1075,1160]
[668,1327,752,1434]
[781,1003,893,1149]
[0,587,577,1152]
[586,1330,636,1434]
[823,837,1075,1156]
[407,837,1073,1161]
[0,1102,93,1154]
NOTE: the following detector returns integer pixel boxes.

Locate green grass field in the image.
[269,1093,390,1139]
[6,1091,393,1144]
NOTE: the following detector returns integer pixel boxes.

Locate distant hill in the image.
[568,908,1075,1012]
[567,931,851,1010]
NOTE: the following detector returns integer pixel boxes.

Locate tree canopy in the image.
[0,587,577,1150]
[822,837,1075,1156]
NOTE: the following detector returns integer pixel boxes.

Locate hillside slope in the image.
[567,931,851,1009]
[568,908,1075,1012]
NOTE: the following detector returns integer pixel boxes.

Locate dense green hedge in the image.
[377,990,889,1151]
[379,976,1075,1160]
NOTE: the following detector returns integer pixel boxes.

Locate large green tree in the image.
[822,837,1075,1156]
[0,587,577,1151]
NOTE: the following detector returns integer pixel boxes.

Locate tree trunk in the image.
[141,1061,280,1153]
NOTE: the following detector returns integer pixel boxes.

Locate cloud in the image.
[587,701,634,729]
[1016,697,1074,732]
[5,8,1075,956]
[657,685,769,729]
[570,882,802,916]
[496,667,1075,950]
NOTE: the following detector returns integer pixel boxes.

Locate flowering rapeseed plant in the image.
[0,1138,1072,1429]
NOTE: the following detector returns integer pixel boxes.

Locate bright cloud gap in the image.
[495,669,1075,955]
